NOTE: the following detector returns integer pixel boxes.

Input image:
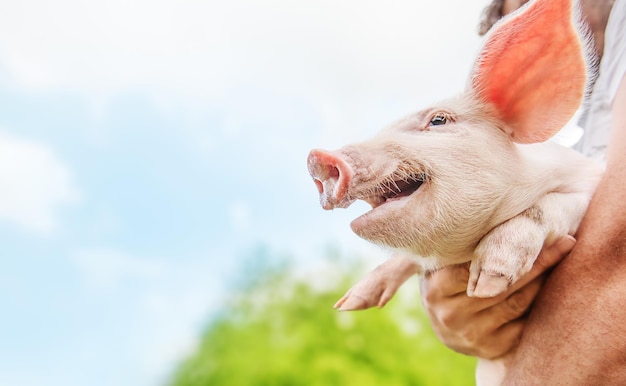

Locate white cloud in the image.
[0,131,80,234]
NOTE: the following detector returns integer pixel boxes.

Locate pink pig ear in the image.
[469,0,588,144]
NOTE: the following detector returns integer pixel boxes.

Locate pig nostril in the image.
[314,179,324,194]
[308,150,351,207]
[328,166,340,179]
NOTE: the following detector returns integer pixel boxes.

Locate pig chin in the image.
[350,203,401,241]
[349,188,424,244]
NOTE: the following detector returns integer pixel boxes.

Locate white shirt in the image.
[576,0,626,161]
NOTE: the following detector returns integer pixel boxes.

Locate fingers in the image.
[435,313,527,358]
[422,236,574,314]
[535,235,576,271]
[478,319,525,359]
[419,236,575,358]
[485,275,544,326]
[421,262,470,298]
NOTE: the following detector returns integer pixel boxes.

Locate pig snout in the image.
[307,149,355,210]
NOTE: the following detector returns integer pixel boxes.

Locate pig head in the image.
[307,0,603,292]
[308,98,535,261]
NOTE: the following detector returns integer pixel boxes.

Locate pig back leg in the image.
[334,253,421,311]
[467,190,590,298]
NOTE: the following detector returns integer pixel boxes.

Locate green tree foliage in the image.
[171,251,476,386]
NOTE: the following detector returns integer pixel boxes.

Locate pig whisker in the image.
[347,167,427,209]
[390,179,402,194]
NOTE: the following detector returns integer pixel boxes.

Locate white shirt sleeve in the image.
[604,0,626,103]
[576,0,626,161]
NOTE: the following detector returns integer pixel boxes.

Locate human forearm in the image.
[503,173,626,384]
[503,74,626,384]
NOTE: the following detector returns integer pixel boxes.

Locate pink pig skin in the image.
[308,0,603,384]
[308,0,602,304]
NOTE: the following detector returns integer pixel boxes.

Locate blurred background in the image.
[0,1,487,385]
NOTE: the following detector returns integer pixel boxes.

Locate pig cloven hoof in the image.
[469,274,511,298]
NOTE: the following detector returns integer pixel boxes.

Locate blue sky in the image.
[0,1,486,385]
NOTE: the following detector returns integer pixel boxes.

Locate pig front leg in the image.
[467,208,545,298]
[334,253,421,311]
[468,191,590,298]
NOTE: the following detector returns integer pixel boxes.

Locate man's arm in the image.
[503,73,626,384]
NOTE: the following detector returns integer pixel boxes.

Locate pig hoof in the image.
[334,294,370,311]
[470,274,511,298]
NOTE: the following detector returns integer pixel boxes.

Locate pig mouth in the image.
[359,173,426,209]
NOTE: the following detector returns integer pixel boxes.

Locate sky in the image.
[0,1,488,385]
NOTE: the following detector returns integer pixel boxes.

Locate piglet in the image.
[308,0,603,307]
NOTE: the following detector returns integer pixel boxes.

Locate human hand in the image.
[419,236,575,359]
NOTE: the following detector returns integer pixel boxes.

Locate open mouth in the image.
[361,173,426,209]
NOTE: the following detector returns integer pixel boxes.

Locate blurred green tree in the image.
[171,250,476,386]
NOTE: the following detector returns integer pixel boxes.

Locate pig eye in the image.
[429,113,449,126]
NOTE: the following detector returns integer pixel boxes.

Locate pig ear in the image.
[469,0,588,144]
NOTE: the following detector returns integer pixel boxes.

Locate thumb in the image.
[535,235,576,271]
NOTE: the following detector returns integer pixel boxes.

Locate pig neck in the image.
[489,140,599,228]
[418,144,583,269]
[515,140,602,193]
[401,140,601,271]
